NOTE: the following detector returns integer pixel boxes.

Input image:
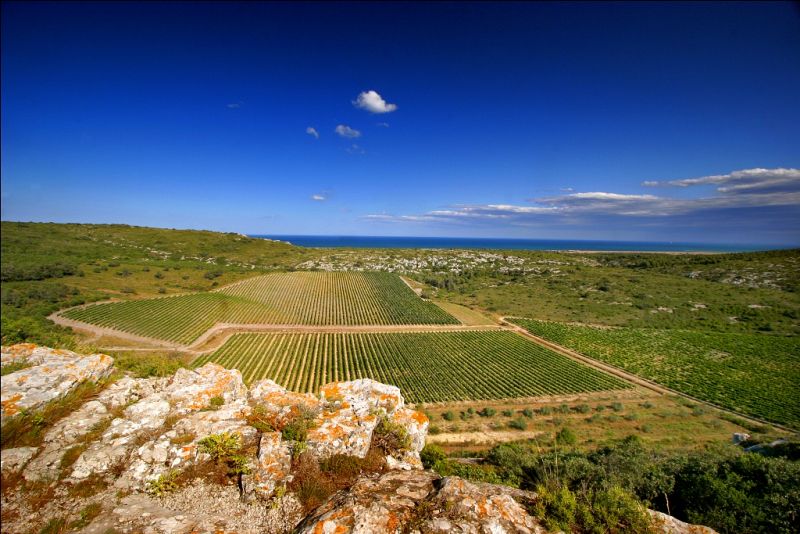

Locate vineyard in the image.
[60,272,457,344]
[192,331,631,403]
[511,318,800,429]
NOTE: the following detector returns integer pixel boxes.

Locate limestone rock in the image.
[426,476,544,533]
[241,431,293,498]
[385,407,428,470]
[320,378,404,416]
[0,446,38,474]
[165,363,248,413]
[295,469,440,534]
[306,405,379,460]
[249,378,320,429]
[1,344,113,421]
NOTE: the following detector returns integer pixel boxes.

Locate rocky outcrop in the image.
[1,345,428,493]
[1,344,114,421]
[0,344,716,534]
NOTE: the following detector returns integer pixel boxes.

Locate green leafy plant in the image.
[146,470,179,497]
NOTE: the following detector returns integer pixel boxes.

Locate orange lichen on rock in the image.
[1,393,23,417]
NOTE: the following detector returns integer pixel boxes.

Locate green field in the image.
[511,318,800,429]
[61,272,458,344]
[192,331,631,403]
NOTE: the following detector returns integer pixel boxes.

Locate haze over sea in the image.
[252,235,766,253]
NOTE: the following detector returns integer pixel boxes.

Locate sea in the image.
[250,235,766,253]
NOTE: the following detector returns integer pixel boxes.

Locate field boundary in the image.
[502,317,798,434]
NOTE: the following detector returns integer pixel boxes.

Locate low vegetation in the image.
[512,319,800,429]
[426,434,800,533]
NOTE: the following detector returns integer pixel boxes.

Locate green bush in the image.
[556,427,577,446]
[509,417,528,431]
[478,407,497,417]
[420,444,447,469]
[146,470,179,496]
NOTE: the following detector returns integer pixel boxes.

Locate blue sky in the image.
[2,1,799,245]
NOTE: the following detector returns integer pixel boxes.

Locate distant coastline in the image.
[250,235,770,253]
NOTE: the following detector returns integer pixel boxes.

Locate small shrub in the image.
[557,404,571,414]
[533,483,578,532]
[420,444,447,469]
[372,418,411,455]
[574,404,591,414]
[478,407,497,417]
[319,454,363,477]
[521,408,534,418]
[198,432,241,464]
[509,417,527,431]
[555,427,577,446]
[537,407,553,416]
[640,401,654,409]
[428,425,442,435]
[442,411,455,421]
[624,413,639,421]
[206,396,225,411]
[146,470,179,497]
[611,402,624,412]
[247,405,275,433]
[501,410,514,417]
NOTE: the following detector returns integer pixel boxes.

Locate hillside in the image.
[0,344,745,534]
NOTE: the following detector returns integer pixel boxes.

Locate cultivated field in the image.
[60,272,458,344]
[511,318,800,429]
[192,331,632,403]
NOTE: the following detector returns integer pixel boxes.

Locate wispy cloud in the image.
[306,127,319,139]
[642,168,800,194]
[311,194,326,201]
[335,124,361,138]
[346,143,365,154]
[364,168,800,239]
[226,102,243,109]
[376,122,390,128]
[353,90,397,114]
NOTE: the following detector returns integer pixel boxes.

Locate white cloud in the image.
[346,143,365,154]
[306,127,319,139]
[377,122,390,127]
[353,90,398,114]
[335,124,361,138]
[311,194,326,201]
[642,168,800,194]
[365,168,800,227]
[226,102,242,109]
